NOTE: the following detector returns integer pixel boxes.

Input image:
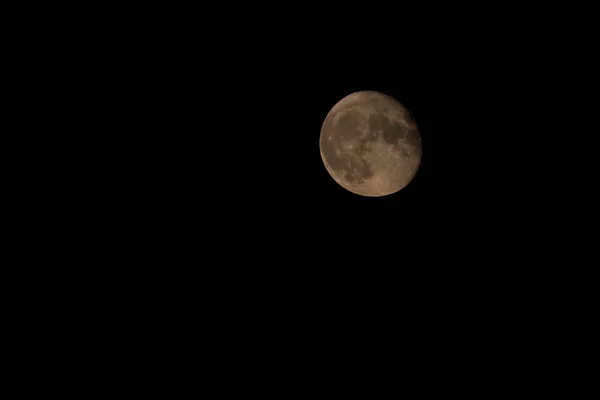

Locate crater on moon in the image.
[319,91,422,197]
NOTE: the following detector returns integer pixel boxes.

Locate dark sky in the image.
[92,9,584,306]
[46,7,592,366]
[116,48,492,286]
[118,37,496,254]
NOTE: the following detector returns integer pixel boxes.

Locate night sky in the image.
[89,6,580,319]
[116,35,499,268]
[38,5,589,377]
[118,49,491,291]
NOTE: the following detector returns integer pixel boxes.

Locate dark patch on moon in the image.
[383,124,408,145]
[364,130,379,142]
[320,111,374,185]
[333,110,364,142]
[357,138,373,156]
[405,128,420,148]
[344,156,371,184]
[368,113,392,133]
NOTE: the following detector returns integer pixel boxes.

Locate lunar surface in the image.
[319,91,422,197]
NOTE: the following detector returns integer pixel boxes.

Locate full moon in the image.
[319,91,422,197]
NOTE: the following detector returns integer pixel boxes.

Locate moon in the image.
[319,91,422,197]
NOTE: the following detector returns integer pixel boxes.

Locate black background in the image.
[80,9,567,292]
[12,3,595,383]
[35,4,587,300]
